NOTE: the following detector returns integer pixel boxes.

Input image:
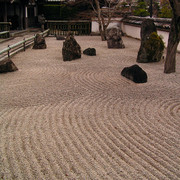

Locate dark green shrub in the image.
[133,1,149,17]
[158,6,172,18]
[134,9,149,17]
[145,32,165,62]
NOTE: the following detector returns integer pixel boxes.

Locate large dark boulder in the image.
[83,48,96,56]
[0,59,18,73]
[137,19,164,63]
[106,27,125,49]
[62,33,81,61]
[121,64,147,83]
[33,33,47,49]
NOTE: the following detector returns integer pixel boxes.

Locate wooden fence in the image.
[45,20,91,36]
[0,31,10,38]
[0,22,11,31]
[0,29,49,62]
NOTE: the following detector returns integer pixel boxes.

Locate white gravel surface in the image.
[0,36,180,180]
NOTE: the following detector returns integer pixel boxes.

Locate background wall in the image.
[91,17,180,52]
[121,24,180,51]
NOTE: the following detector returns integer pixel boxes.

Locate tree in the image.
[133,0,149,17]
[88,0,121,41]
[159,0,172,18]
[164,0,180,73]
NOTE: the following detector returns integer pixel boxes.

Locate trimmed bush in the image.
[158,6,172,18]
[144,32,165,62]
[133,2,149,17]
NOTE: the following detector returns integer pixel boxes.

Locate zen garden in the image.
[0,0,180,179]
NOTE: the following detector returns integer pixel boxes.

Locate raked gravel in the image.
[0,36,180,180]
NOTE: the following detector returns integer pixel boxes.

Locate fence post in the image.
[23,38,26,51]
[8,45,10,58]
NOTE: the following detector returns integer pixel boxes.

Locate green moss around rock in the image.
[144,32,165,62]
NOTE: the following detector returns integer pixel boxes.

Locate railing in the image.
[0,29,49,62]
[45,20,91,36]
[0,31,10,38]
[0,22,11,31]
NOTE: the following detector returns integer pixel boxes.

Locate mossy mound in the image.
[137,31,165,63]
[144,32,165,62]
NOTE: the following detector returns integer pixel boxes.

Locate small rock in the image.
[121,64,147,83]
[83,48,96,56]
[0,59,18,73]
[56,35,65,40]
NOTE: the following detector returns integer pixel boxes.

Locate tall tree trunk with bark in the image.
[164,0,180,73]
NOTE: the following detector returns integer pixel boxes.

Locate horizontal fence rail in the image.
[0,29,49,62]
[0,22,12,31]
[46,20,91,36]
[0,31,10,38]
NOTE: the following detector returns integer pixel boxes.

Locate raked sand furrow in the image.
[52,101,99,179]
[71,68,131,93]
[0,108,42,180]
[157,99,180,129]
[105,98,177,174]
[121,99,180,164]
[50,103,92,179]
[110,98,180,177]
[0,36,180,179]
[127,102,180,178]
[69,100,126,179]
[134,98,180,147]
[121,99,180,157]
[136,99,180,155]
[70,96,140,179]
[62,100,110,179]
[52,100,102,179]
[33,105,65,179]
[84,94,158,179]
[25,106,56,179]
[47,104,81,179]
[74,95,137,179]
[90,95,163,179]
[143,99,180,135]
[2,108,28,180]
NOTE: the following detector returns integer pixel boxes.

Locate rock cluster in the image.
[62,33,81,61]
[137,19,164,63]
[106,27,125,49]
[33,34,47,49]
[0,59,18,73]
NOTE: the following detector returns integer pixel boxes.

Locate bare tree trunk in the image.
[164,0,180,73]
[101,15,107,41]
[94,0,106,41]
[164,17,179,73]
[91,0,120,41]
